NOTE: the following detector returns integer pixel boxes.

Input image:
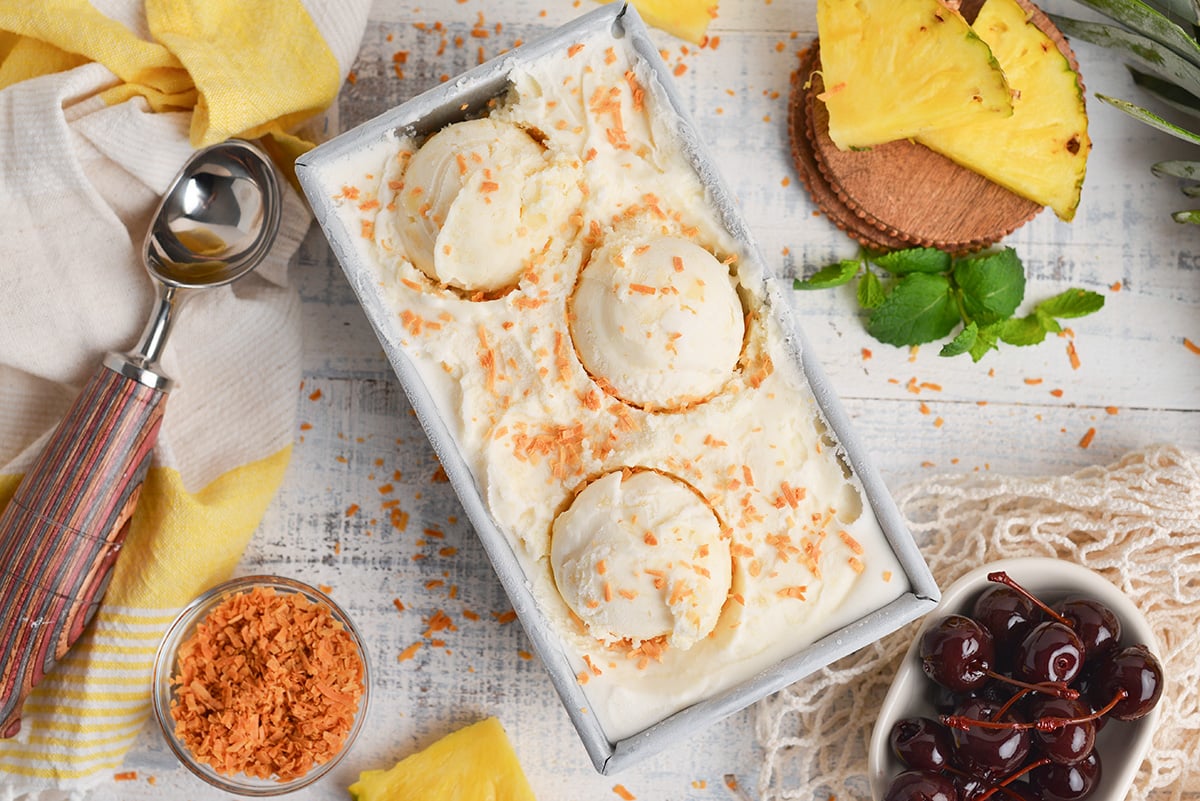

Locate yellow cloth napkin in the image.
[0,0,369,792]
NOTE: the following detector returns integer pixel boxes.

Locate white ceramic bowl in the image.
[868,557,1161,801]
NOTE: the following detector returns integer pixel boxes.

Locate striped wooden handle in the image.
[0,364,167,738]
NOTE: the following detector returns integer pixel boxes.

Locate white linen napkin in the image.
[0,0,370,793]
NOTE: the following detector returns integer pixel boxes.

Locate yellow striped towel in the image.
[0,0,369,792]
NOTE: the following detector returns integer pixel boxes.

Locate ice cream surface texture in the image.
[570,233,744,410]
[316,29,910,742]
[550,469,732,650]
[378,117,580,293]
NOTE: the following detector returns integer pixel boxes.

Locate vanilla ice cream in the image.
[313,27,911,743]
[377,117,581,293]
[551,469,732,650]
[569,231,744,410]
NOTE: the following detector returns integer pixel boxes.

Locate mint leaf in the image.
[969,324,1001,362]
[1035,308,1064,334]
[998,314,1050,346]
[1036,288,1105,319]
[953,248,1026,325]
[866,273,961,346]
[940,322,979,357]
[873,248,952,275]
[857,269,885,309]
[794,259,860,289]
[787,244,1104,366]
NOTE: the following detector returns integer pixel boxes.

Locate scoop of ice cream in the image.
[568,234,744,410]
[550,469,731,650]
[386,117,578,293]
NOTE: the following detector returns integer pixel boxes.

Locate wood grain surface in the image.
[93,0,1200,799]
[0,366,164,740]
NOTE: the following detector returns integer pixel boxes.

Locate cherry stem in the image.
[984,669,1079,700]
[987,571,1073,627]
[942,688,1129,732]
[991,688,1030,722]
[975,757,1053,801]
[943,763,1042,800]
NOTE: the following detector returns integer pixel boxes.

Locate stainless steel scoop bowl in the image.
[0,139,282,738]
[117,139,282,387]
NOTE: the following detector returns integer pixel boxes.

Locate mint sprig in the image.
[793,247,1105,362]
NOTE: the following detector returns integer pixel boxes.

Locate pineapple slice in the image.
[348,718,537,801]
[917,0,1090,221]
[615,0,718,44]
[816,0,1013,149]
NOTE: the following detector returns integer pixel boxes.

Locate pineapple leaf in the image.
[1098,93,1200,144]
[1051,15,1200,98]
[1152,159,1200,177]
[1180,183,1200,194]
[1140,0,1200,26]
[1055,0,1200,66]
[1129,67,1200,118]
[1171,208,1200,221]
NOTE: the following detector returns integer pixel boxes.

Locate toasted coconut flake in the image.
[169,586,364,782]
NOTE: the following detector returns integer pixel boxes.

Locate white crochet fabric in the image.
[754,445,1200,801]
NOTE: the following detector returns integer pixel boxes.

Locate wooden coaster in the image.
[789,0,1079,254]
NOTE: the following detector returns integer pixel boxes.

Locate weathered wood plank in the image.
[95,1,1199,798]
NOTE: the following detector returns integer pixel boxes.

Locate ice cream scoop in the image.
[0,140,281,738]
[550,469,732,650]
[384,117,579,293]
[568,234,744,410]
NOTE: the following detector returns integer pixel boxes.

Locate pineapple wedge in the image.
[613,0,718,44]
[917,0,1091,221]
[348,718,537,801]
[816,0,1013,149]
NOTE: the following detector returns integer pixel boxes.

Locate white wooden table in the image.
[96,0,1200,798]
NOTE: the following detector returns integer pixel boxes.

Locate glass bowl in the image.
[151,575,371,796]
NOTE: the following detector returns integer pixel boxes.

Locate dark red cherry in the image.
[921,615,995,692]
[955,756,1053,801]
[934,683,972,715]
[884,769,959,801]
[891,717,954,771]
[949,698,1031,777]
[1029,751,1100,801]
[952,774,993,801]
[1069,672,1107,733]
[1089,643,1163,720]
[1027,696,1096,765]
[1015,622,1085,685]
[1052,598,1120,664]
[979,678,1024,707]
[973,585,1039,651]
[992,784,1044,801]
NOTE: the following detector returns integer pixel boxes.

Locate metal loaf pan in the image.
[296,1,939,775]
